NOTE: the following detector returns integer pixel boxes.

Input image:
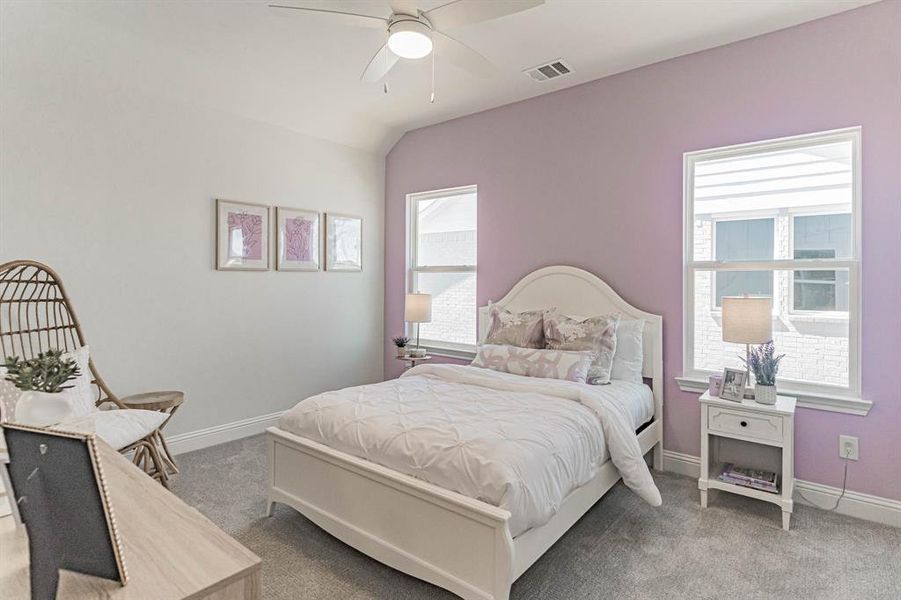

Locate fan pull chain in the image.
[430,37,436,104]
[384,29,390,95]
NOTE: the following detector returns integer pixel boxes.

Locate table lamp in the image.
[404,293,432,357]
[722,296,772,399]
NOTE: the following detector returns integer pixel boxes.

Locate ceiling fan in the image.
[269,0,545,98]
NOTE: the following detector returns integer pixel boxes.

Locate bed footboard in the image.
[266,427,516,600]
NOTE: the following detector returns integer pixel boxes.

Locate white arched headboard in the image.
[478,266,663,421]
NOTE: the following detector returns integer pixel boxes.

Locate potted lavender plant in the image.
[741,341,785,405]
[392,336,411,358]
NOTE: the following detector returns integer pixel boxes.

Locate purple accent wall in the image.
[385,2,901,501]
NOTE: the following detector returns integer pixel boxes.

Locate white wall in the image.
[0,7,385,437]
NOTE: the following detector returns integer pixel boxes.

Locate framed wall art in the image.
[216,199,270,271]
[325,213,362,272]
[276,207,320,271]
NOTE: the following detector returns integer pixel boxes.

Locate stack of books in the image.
[717,463,779,493]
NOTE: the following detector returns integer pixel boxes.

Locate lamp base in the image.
[743,345,755,400]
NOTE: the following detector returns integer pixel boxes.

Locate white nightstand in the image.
[699,390,796,530]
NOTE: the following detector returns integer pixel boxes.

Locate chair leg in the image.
[155,430,179,475]
[143,433,169,488]
[121,437,168,487]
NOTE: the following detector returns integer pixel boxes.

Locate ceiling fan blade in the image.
[268,4,387,29]
[424,0,543,31]
[361,43,401,82]
[389,0,419,17]
[433,32,495,79]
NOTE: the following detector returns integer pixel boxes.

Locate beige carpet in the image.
[170,435,901,599]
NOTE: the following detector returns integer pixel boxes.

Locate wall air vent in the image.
[523,59,573,82]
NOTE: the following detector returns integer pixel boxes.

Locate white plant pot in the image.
[14,391,73,426]
[396,347,407,358]
[755,384,777,405]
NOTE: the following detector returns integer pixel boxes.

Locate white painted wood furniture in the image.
[266,265,663,600]
[698,390,796,530]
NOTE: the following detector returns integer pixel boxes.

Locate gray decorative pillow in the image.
[544,311,620,385]
[485,303,546,349]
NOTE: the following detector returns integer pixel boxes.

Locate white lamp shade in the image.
[722,296,772,344]
[404,293,432,323]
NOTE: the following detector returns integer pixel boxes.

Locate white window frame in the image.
[680,128,867,415]
[406,185,478,357]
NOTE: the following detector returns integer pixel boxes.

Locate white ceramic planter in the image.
[755,384,777,405]
[14,390,73,426]
[396,347,407,358]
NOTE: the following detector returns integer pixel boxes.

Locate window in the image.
[792,213,851,312]
[713,218,774,306]
[684,128,860,399]
[407,186,477,352]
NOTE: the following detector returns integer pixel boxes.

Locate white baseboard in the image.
[166,411,283,456]
[662,449,702,478]
[793,480,901,528]
[661,450,900,528]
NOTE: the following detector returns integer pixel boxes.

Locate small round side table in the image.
[396,355,432,371]
[121,390,184,480]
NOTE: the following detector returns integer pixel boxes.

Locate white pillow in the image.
[62,345,98,418]
[60,409,169,450]
[471,343,595,383]
[0,366,21,422]
[611,319,645,384]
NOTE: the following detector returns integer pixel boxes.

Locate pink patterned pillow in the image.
[544,311,620,385]
[485,303,547,349]
[471,344,594,383]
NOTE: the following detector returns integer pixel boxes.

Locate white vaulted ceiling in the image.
[2,0,878,154]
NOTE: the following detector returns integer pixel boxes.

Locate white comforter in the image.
[278,364,661,537]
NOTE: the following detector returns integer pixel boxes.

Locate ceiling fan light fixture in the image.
[387,19,433,59]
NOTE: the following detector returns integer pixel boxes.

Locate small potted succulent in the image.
[392,336,411,358]
[3,349,81,426]
[741,341,784,405]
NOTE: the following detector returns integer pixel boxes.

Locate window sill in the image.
[674,375,872,416]
[421,344,476,361]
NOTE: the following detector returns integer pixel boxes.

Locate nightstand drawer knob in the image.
[740,420,748,428]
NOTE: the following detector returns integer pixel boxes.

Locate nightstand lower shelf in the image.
[706,477,782,504]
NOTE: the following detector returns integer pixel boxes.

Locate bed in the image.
[266,265,663,600]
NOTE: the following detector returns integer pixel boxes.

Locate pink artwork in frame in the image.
[277,207,320,271]
[227,211,263,260]
[217,199,270,271]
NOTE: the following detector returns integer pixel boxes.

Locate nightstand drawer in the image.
[708,406,783,443]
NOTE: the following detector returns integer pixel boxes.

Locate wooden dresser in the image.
[0,438,261,599]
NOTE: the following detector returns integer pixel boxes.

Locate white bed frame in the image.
[266,266,663,600]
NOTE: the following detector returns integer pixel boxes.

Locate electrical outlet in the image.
[839,435,859,461]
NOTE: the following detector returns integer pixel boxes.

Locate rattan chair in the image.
[0,260,168,485]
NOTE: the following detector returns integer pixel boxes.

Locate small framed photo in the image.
[720,367,747,402]
[276,208,320,271]
[325,213,362,272]
[216,199,270,271]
